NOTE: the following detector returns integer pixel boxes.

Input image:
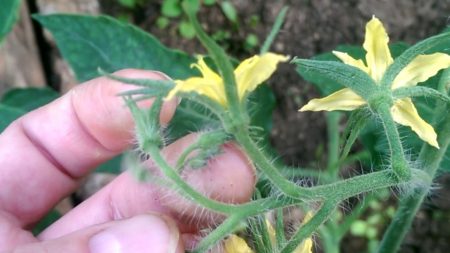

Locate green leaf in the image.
[0,0,21,42]
[156,16,170,29]
[220,1,238,23]
[1,87,59,111]
[203,0,216,6]
[293,58,377,100]
[178,20,196,39]
[183,0,200,13]
[95,154,123,174]
[34,14,196,82]
[118,0,137,8]
[162,0,182,18]
[32,209,62,235]
[340,108,369,161]
[0,103,24,132]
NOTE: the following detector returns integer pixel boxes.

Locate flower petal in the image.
[391,53,450,89]
[192,56,222,83]
[391,98,439,148]
[293,237,313,253]
[223,235,255,253]
[299,88,366,112]
[166,78,227,106]
[265,219,277,245]
[234,53,289,100]
[333,51,369,73]
[363,16,393,82]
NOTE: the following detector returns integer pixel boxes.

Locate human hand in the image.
[0,69,255,253]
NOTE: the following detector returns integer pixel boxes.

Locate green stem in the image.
[377,69,450,253]
[376,103,411,180]
[376,115,450,253]
[146,145,236,214]
[260,6,288,54]
[319,225,340,253]
[280,201,337,253]
[192,214,244,253]
[233,128,312,199]
[326,112,341,180]
[184,2,244,122]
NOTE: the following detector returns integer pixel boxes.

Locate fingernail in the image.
[151,71,173,81]
[88,215,180,253]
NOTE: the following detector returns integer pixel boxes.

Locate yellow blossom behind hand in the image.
[223,213,314,253]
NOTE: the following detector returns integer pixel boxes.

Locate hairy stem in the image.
[376,103,411,180]
[326,112,341,180]
[280,201,337,253]
[192,215,244,253]
[233,128,312,199]
[146,145,237,214]
[377,69,450,253]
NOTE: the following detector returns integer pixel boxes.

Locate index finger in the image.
[0,69,177,227]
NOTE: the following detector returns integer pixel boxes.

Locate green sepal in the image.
[340,108,370,161]
[175,130,228,171]
[381,31,450,88]
[100,70,175,97]
[392,86,450,104]
[292,58,377,100]
[124,96,163,150]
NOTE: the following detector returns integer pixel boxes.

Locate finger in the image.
[0,69,177,227]
[4,214,183,253]
[39,133,255,240]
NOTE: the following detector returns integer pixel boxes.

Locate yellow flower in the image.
[300,16,450,148]
[166,53,289,107]
[223,215,313,253]
[223,234,255,253]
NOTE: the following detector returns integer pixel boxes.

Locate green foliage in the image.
[161,0,182,18]
[220,1,238,24]
[0,0,21,42]
[32,209,62,235]
[117,0,138,8]
[0,88,59,132]
[35,15,195,82]
[2,87,59,111]
[178,20,196,39]
[0,104,24,132]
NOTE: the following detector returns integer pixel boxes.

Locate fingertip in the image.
[186,142,256,204]
[72,69,177,151]
[88,214,183,253]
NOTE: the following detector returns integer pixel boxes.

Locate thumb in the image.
[11,214,183,253]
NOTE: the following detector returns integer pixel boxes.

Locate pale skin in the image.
[0,69,255,253]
